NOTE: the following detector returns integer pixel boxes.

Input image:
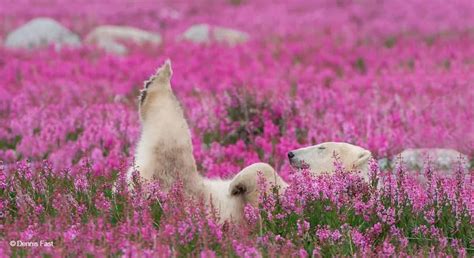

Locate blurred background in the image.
[2,0,473,43]
[1,0,473,178]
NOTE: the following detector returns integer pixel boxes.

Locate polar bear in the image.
[128,60,286,222]
[287,142,372,181]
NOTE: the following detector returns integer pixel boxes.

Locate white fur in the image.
[129,61,286,222]
[289,142,372,181]
[202,179,244,221]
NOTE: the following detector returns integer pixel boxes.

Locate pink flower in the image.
[297,219,310,236]
[351,229,368,250]
[64,225,79,242]
[20,226,35,241]
[382,241,395,256]
[200,249,216,258]
[244,204,259,224]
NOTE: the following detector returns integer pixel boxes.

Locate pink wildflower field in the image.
[1,0,473,256]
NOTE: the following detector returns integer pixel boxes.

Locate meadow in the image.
[1,0,473,256]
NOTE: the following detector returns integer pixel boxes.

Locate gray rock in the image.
[182,24,210,44]
[5,17,80,49]
[85,25,162,55]
[392,148,470,174]
[181,23,249,45]
[377,158,390,170]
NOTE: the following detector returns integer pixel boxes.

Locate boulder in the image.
[85,25,162,55]
[392,148,470,174]
[377,158,390,170]
[5,17,80,49]
[181,23,249,45]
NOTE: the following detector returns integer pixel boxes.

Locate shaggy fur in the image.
[132,60,201,195]
[129,60,287,222]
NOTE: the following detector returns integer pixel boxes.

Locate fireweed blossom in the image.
[2,152,473,256]
[1,0,474,256]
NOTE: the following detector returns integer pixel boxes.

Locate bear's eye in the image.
[318,146,326,150]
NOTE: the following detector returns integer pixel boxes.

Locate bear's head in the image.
[229,163,287,207]
[287,142,372,177]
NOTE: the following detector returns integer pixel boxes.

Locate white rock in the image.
[213,26,249,45]
[181,23,249,45]
[387,148,471,186]
[392,148,469,172]
[182,24,210,44]
[377,158,390,170]
[85,25,162,55]
[5,17,80,49]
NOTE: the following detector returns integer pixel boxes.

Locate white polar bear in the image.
[128,60,286,222]
[287,142,372,182]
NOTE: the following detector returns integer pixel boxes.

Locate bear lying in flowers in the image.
[127,60,287,222]
[127,60,376,222]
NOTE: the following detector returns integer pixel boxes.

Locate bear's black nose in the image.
[287,152,295,159]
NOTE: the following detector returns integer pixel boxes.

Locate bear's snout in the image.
[288,151,303,168]
[287,151,295,160]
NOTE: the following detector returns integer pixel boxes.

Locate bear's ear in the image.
[230,183,248,196]
[355,149,371,168]
[228,163,286,198]
[229,176,255,197]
